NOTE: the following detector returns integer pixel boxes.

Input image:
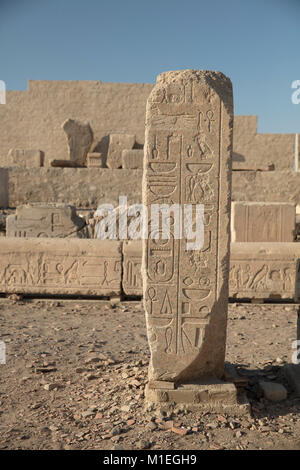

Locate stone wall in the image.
[0,238,297,300]
[3,168,300,210]
[0,81,153,167]
[0,81,296,170]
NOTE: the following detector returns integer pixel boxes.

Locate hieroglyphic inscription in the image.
[143,70,233,382]
[0,239,122,296]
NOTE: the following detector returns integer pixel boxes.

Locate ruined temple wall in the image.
[3,168,300,210]
[0,81,296,170]
[0,81,154,167]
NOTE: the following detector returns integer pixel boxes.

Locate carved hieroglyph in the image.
[0,239,122,296]
[142,70,233,383]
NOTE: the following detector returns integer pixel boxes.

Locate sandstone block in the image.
[120,240,300,301]
[122,149,143,169]
[143,69,233,392]
[230,242,298,300]
[0,238,122,296]
[6,168,143,209]
[87,152,105,168]
[6,203,85,238]
[107,134,135,169]
[8,149,44,167]
[122,240,143,296]
[62,119,93,166]
[231,202,295,242]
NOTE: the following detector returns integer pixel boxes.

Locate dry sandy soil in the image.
[0,298,300,450]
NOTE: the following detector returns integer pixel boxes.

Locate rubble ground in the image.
[0,299,300,450]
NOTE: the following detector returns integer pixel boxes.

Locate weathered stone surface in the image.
[5,166,300,210]
[6,168,143,208]
[0,79,296,169]
[120,240,300,300]
[0,81,153,167]
[107,134,135,169]
[230,242,297,299]
[0,238,122,296]
[62,119,93,166]
[231,202,295,242]
[231,170,300,203]
[8,149,44,167]
[259,381,287,402]
[142,70,233,387]
[122,149,143,169]
[6,203,86,238]
[122,240,143,296]
[87,152,105,168]
[145,379,250,414]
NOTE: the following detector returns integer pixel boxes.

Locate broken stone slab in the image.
[8,149,44,168]
[62,119,93,166]
[122,149,143,169]
[0,238,122,296]
[231,202,295,242]
[122,240,143,296]
[142,69,235,412]
[106,134,135,169]
[258,381,287,402]
[6,203,86,238]
[87,152,105,168]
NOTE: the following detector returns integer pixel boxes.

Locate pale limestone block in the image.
[231,202,295,242]
[6,203,85,238]
[122,149,143,169]
[107,134,135,169]
[62,119,93,166]
[8,149,44,167]
[0,238,122,296]
[142,70,233,387]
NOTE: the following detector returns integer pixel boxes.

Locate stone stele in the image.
[142,70,247,412]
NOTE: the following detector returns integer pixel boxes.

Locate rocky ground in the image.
[0,298,300,450]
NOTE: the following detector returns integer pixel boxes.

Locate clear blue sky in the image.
[0,0,299,133]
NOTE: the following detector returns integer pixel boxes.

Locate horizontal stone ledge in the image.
[0,167,143,209]
[122,241,300,300]
[0,238,299,299]
[0,238,122,296]
[2,168,300,210]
